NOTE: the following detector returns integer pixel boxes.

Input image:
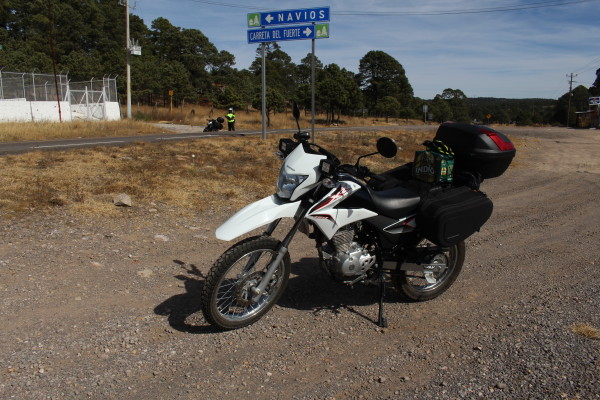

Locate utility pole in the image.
[47,0,62,122]
[566,73,577,127]
[261,42,266,140]
[120,0,132,119]
[125,0,132,119]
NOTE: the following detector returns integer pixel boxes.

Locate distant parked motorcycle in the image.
[200,104,516,330]
[203,117,224,132]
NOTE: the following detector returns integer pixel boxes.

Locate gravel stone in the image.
[0,126,598,400]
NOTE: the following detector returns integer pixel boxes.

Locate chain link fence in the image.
[0,71,69,101]
[69,77,118,102]
[0,71,120,121]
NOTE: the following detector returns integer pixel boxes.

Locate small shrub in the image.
[571,323,600,340]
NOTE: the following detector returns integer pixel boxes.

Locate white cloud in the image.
[134,0,600,98]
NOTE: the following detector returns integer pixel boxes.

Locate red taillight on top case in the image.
[479,128,514,151]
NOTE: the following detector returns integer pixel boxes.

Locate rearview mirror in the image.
[376,137,398,158]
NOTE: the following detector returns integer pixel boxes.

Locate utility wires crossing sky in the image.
[183,0,595,14]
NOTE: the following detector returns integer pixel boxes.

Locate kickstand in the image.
[377,272,388,328]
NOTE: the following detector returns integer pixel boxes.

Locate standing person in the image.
[226,108,236,131]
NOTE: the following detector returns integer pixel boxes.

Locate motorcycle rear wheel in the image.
[201,236,290,330]
[394,240,465,302]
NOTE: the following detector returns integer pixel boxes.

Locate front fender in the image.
[216,195,301,241]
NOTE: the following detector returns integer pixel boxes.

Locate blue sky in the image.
[132,0,600,99]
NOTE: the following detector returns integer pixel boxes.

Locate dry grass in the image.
[504,136,530,169]
[571,323,600,340]
[0,104,424,143]
[0,120,163,142]
[0,128,434,216]
[133,103,425,131]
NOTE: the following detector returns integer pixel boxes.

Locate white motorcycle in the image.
[200,105,515,330]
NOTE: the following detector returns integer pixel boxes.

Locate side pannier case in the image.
[417,186,493,247]
[434,122,516,179]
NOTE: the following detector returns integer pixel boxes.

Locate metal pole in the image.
[85,86,90,119]
[60,73,64,102]
[102,86,107,120]
[32,72,36,101]
[47,0,62,122]
[311,35,316,144]
[566,73,576,127]
[261,42,266,140]
[125,0,132,119]
[68,79,73,121]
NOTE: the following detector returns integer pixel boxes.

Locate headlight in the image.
[276,167,308,199]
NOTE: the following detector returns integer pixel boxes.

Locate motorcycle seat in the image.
[367,186,421,219]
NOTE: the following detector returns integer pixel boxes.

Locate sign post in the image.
[311,32,316,142]
[261,44,266,140]
[247,7,330,140]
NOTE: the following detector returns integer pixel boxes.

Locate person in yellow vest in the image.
[226,108,235,131]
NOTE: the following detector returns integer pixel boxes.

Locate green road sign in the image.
[248,13,260,27]
[315,24,329,38]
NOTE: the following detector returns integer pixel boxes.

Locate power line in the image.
[181,0,595,15]
[573,56,600,74]
[335,0,594,16]
[182,0,260,8]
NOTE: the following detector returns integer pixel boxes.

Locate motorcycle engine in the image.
[320,225,376,280]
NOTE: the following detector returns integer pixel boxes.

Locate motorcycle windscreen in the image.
[281,143,326,201]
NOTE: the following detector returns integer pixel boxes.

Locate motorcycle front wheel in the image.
[201,236,291,330]
[393,240,465,302]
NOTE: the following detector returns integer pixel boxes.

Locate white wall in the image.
[104,102,121,121]
[0,100,121,122]
[31,101,73,122]
[0,100,72,122]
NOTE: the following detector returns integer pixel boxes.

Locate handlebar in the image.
[367,172,386,183]
[339,164,385,183]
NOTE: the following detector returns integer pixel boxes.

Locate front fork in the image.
[250,206,309,302]
[263,219,281,236]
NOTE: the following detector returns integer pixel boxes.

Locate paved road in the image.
[0,124,435,155]
[0,123,587,155]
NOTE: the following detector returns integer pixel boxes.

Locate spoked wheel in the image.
[394,240,465,301]
[201,236,290,330]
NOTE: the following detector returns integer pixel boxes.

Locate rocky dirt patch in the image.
[0,127,598,399]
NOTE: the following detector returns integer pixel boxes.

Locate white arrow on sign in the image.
[303,27,313,36]
[265,14,274,23]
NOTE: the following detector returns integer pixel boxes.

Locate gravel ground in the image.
[0,126,598,399]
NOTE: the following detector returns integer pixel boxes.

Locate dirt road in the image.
[0,126,598,399]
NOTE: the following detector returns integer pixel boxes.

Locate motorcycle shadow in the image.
[154,258,407,333]
[153,260,221,334]
[279,257,390,325]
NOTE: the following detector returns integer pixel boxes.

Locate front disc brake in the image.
[236,271,263,307]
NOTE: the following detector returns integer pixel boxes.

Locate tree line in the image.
[1,0,598,126]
